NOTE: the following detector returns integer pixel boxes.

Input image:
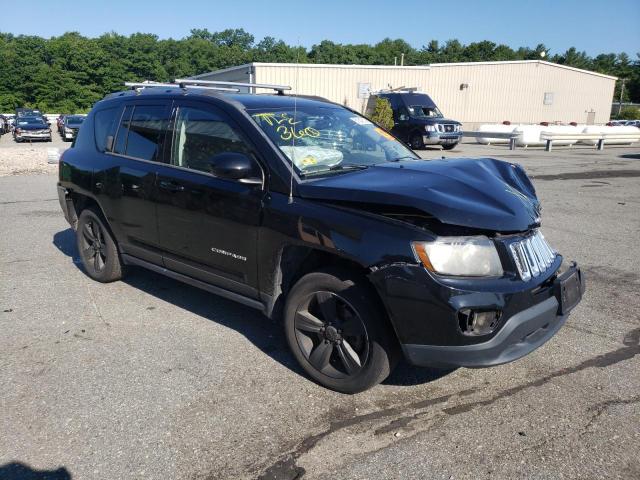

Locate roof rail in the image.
[124,82,240,93]
[174,78,291,95]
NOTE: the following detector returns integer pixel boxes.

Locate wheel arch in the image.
[266,245,400,346]
[68,191,118,246]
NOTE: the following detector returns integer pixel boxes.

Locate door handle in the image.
[159,180,185,192]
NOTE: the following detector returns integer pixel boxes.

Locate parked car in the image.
[62,115,85,141]
[13,116,52,142]
[366,90,463,150]
[57,114,66,135]
[57,82,584,393]
[624,120,640,128]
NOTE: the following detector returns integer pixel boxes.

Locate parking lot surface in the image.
[1,140,639,479]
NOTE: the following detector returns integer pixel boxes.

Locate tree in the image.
[614,106,640,120]
[368,97,394,131]
[0,30,638,112]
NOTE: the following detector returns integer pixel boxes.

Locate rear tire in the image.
[284,268,398,393]
[76,208,123,283]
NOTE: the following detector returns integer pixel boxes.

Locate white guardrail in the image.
[468,124,640,151]
[540,132,640,151]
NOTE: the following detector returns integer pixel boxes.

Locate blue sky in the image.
[2,0,639,57]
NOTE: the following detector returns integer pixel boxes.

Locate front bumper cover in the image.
[423,132,462,145]
[401,264,584,368]
[403,295,565,368]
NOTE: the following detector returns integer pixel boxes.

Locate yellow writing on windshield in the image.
[253,112,321,141]
[253,112,299,127]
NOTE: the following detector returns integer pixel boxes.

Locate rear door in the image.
[93,100,172,264]
[154,100,264,297]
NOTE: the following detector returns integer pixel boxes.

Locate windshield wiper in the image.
[303,164,369,177]
[387,156,419,162]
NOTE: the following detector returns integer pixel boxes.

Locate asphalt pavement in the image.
[0,141,639,480]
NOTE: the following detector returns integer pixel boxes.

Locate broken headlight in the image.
[412,236,504,277]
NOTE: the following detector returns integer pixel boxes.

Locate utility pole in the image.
[618,78,626,117]
[400,53,404,66]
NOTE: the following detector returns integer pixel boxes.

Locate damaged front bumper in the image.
[370,260,584,369]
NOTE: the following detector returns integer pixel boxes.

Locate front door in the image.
[154,101,264,297]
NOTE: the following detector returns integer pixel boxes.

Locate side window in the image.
[94,107,119,152]
[170,105,257,176]
[396,106,409,121]
[113,104,170,161]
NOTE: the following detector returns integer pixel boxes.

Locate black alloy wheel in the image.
[293,291,369,379]
[76,209,123,282]
[79,219,107,274]
[284,269,398,393]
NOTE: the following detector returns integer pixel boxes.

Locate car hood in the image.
[298,158,540,232]
[413,117,461,126]
[18,124,48,130]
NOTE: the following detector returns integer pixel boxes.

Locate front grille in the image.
[437,124,457,133]
[509,230,556,281]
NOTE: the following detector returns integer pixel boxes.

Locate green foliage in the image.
[369,98,394,131]
[613,106,640,120]
[0,29,638,113]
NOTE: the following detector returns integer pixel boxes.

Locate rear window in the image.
[113,104,170,161]
[94,108,120,152]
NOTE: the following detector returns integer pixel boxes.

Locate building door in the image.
[586,110,596,125]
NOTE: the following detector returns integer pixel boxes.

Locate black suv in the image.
[57,80,584,393]
[368,91,462,150]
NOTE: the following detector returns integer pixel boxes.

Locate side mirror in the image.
[208,152,261,184]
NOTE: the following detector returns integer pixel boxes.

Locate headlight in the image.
[425,125,437,132]
[412,236,504,277]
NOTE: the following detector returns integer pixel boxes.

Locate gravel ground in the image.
[0,129,70,176]
[0,141,639,480]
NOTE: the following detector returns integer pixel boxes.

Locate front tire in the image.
[284,269,397,393]
[410,132,424,150]
[442,143,458,150]
[76,208,123,282]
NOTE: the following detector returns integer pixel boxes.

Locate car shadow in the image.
[53,228,452,389]
[0,462,72,479]
[620,153,640,160]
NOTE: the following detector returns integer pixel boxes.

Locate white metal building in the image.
[192,61,617,126]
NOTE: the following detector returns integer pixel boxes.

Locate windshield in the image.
[250,106,418,177]
[408,105,443,118]
[18,118,45,126]
[66,116,85,126]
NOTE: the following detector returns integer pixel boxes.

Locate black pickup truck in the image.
[57,81,584,393]
[367,91,463,150]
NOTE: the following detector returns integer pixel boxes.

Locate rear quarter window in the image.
[94,107,120,152]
